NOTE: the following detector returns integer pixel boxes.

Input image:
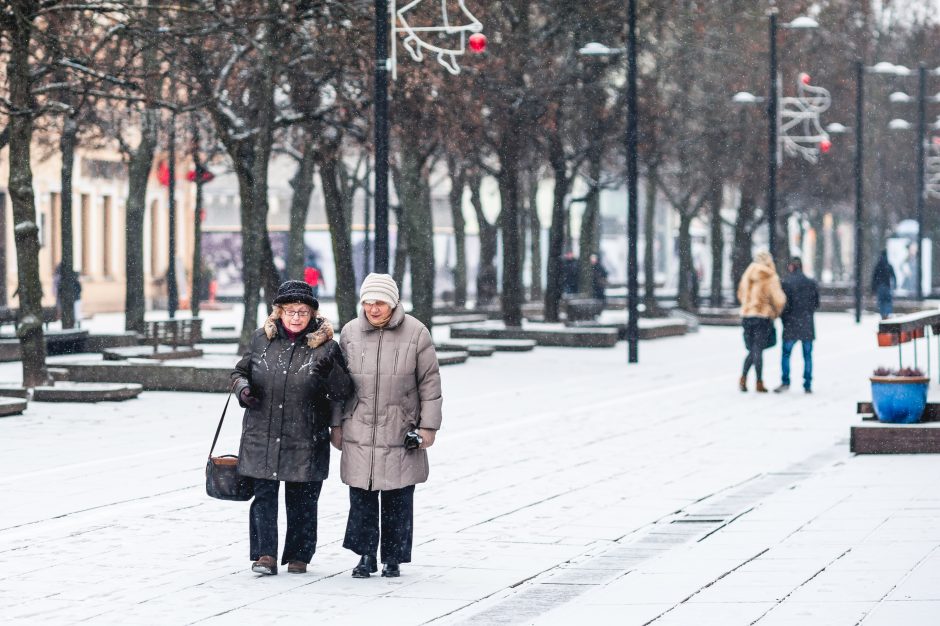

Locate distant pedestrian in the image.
[590,253,608,303]
[476,263,497,306]
[335,273,443,579]
[871,250,896,319]
[231,280,352,576]
[737,251,786,393]
[775,258,819,394]
[562,251,579,295]
[303,264,324,299]
[54,264,82,326]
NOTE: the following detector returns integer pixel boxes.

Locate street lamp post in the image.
[167,108,178,319]
[854,60,864,322]
[917,63,927,300]
[578,1,640,364]
[767,10,779,260]
[374,0,390,274]
[626,0,639,364]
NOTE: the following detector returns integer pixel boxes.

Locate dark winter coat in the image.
[591,262,609,300]
[780,271,819,342]
[338,306,443,491]
[871,254,896,294]
[232,315,351,483]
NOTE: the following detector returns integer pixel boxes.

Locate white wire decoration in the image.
[778,73,832,164]
[927,136,940,200]
[391,0,483,79]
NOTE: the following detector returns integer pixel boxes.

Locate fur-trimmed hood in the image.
[263,312,334,348]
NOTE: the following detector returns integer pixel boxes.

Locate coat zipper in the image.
[368,328,383,490]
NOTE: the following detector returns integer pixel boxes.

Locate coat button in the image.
[278,404,283,409]
[276,438,280,442]
[283,370,287,374]
[272,472,277,477]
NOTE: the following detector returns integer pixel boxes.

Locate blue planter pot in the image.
[870,376,929,424]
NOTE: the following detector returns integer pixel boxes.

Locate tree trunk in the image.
[497,133,523,327]
[59,117,77,329]
[396,140,434,327]
[731,191,757,302]
[708,181,724,307]
[8,0,48,387]
[643,164,659,313]
[677,212,695,311]
[544,129,569,322]
[319,153,359,327]
[527,169,542,301]
[124,108,157,334]
[233,158,264,350]
[578,142,603,295]
[190,119,207,319]
[287,143,317,280]
[391,203,408,290]
[470,171,498,306]
[447,158,467,308]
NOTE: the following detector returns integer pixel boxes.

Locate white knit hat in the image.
[359,273,400,307]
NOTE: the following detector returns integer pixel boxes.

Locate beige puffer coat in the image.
[338,306,443,491]
[738,256,786,319]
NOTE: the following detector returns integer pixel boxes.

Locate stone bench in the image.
[450,323,618,348]
[438,338,536,352]
[31,382,143,403]
[0,397,27,417]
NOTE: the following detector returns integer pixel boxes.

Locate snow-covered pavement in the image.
[1,311,938,625]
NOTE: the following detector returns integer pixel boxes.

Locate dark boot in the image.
[352,555,378,579]
[381,560,400,578]
[739,376,747,392]
[755,380,768,393]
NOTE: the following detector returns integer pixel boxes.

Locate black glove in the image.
[326,360,353,400]
[311,356,334,380]
[239,387,260,408]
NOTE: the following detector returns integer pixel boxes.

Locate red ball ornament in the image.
[819,139,832,154]
[469,32,487,54]
[799,72,811,85]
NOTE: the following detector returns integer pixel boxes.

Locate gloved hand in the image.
[239,387,260,408]
[311,356,334,379]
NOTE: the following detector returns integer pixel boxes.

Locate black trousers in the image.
[343,485,415,564]
[249,478,322,565]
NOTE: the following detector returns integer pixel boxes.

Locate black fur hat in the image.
[272,280,319,309]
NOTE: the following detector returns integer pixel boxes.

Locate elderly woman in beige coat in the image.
[333,273,443,578]
[737,251,787,392]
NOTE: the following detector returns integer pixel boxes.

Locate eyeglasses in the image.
[362,300,387,307]
[282,309,311,319]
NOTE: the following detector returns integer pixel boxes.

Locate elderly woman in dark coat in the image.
[232,280,351,576]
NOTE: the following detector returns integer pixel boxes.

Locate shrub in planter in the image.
[870,367,929,424]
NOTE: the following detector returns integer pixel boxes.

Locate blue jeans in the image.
[781,339,813,389]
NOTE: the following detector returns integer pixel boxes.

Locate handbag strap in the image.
[209,381,238,458]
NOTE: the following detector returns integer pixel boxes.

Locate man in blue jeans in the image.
[775,257,819,393]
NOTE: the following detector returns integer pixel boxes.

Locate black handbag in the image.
[206,387,254,501]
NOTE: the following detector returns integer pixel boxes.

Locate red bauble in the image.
[799,72,811,85]
[469,33,487,53]
[819,139,832,154]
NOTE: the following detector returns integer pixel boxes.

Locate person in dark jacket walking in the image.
[335,273,443,579]
[232,280,352,576]
[562,251,580,294]
[871,250,896,319]
[590,254,609,303]
[774,258,819,393]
